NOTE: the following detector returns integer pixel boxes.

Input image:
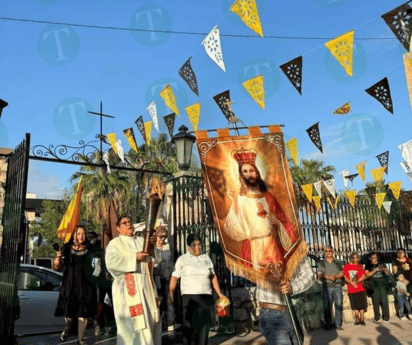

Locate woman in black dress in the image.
[53,225,97,345]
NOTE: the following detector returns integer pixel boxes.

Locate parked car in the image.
[14,264,64,336]
[29,258,54,270]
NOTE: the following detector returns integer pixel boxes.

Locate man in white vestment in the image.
[106,215,161,345]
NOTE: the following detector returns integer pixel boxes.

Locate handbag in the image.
[362,280,374,291]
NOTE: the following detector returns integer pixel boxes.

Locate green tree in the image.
[289,159,336,186]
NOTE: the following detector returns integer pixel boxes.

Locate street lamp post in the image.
[171,125,196,171]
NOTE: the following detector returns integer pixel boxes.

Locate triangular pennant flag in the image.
[339,169,350,189]
[115,139,125,164]
[324,30,354,77]
[375,193,386,210]
[345,173,359,183]
[106,133,117,154]
[135,116,146,144]
[279,56,303,95]
[178,57,199,96]
[306,122,323,153]
[327,196,339,210]
[301,184,313,203]
[185,103,201,131]
[313,181,323,198]
[242,74,265,109]
[370,167,386,184]
[376,151,389,174]
[159,84,180,115]
[123,128,138,153]
[398,140,412,166]
[144,121,152,146]
[365,77,394,114]
[286,138,298,166]
[102,152,111,174]
[382,3,412,52]
[323,178,336,198]
[388,181,402,200]
[365,187,376,202]
[213,90,237,122]
[400,161,412,181]
[230,0,263,37]
[146,101,159,132]
[383,201,392,214]
[333,102,351,115]
[403,52,412,108]
[202,26,226,72]
[401,191,412,212]
[345,190,357,208]
[163,113,176,138]
[355,161,366,182]
[313,196,321,212]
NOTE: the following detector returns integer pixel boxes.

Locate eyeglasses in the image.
[190,243,202,248]
[120,220,132,226]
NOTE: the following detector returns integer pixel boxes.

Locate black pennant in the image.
[123,127,138,147]
[382,3,412,52]
[134,116,146,144]
[279,56,303,95]
[179,57,199,96]
[306,122,323,153]
[365,77,394,114]
[163,113,176,138]
[213,90,237,122]
[345,173,359,183]
[0,99,8,119]
[376,151,389,174]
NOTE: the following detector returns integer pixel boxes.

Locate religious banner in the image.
[230,0,263,37]
[135,116,146,144]
[185,103,201,131]
[159,84,180,115]
[376,151,389,174]
[178,57,199,96]
[339,169,350,189]
[285,138,298,166]
[213,90,237,122]
[366,187,376,203]
[301,184,313,203]
[345,190,356,208]
[106,132,118,154]
[163,113,176,138]
[146,101,159,132]
[355,161,366,182]
[370,167,386,184]
[365,77,394,114]
[403,52,412,108]
[383,201,392,214]
[195,125,307,287]
[327,196,339,210]
[313,181,323,198]
[279,56,303,95]
[306,122,323,153]
[333,102,351,115]
[144,121,152,146]
[324,30,354,77]
[382,3,412,51]
[401,191,412,212]
[323,178,336,198]
[345,173,359,183]
[202,26,226,72]
[123,128,138,153]
[375,193,386,210]
[313,196,321,212]
[242,74,265,109]
[398,140,412,166]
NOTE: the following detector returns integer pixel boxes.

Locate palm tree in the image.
[289,159,336,186]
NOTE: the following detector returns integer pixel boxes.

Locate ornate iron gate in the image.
[0,133,30,344]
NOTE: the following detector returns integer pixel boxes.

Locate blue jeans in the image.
[323,285,343,327]
[398,294,412,317]
[259,308,299,345]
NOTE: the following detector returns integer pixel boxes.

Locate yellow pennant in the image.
[106,133,117,154]
[313,196,321,212]
[185,103,200,131]
[242,74,265,109]
[345,190,356,208]
[160,84,180,115]
[370,167,386,184]
[388,181,402,200]
[123,128,138,153]
[301,184,313,202]
[144,121,152,146]
[327,196,339,209]
[230,0,263,37]
[286,137,298,166]
[333,102,351,115]
[355,161,366,182]
[375,193,386,210]
[325,30,354,77]
[403,52,412,108]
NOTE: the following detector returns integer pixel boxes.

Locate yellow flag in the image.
[106,133,117,154]
[345,190,356,208]
[160,84,179,115]
[333,102,351,115]
[185,103,200,131]
[242,74,265,109]
[286,138,298,166]
[388,181,402,200]
[370,167,386,184]
[230,0,263,37]
[375,193,386,210]
[327,196,339,209]
[325,30,354,77]
[301,184,313,202]
[313,196,321,212]
[123,128,138,153]
[144,121,152,146]
[57,176,83,243]
[355,161,366,182]
[403,52,412,108]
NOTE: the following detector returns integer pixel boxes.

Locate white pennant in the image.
[115,139,125,163]
[202,25,226,72]
[398,140,412,166]
[323,178,336,198]
[383,201,392,214]
[339,169,350,189]
[313,181,323,198]
[103,151,111,174]
[146,101,159,132]
[401,161,412,181]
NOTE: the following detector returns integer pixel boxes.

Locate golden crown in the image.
[233,149,257,166]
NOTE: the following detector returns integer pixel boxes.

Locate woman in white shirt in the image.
[169,233,227,345]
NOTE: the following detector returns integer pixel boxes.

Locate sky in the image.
[1,0,411,199]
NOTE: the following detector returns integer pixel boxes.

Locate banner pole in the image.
[284,293,304,345]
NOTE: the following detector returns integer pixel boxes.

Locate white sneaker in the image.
[401,316,407,321]
[382,319,389,323]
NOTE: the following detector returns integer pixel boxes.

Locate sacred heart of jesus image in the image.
[195,125,307,288]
